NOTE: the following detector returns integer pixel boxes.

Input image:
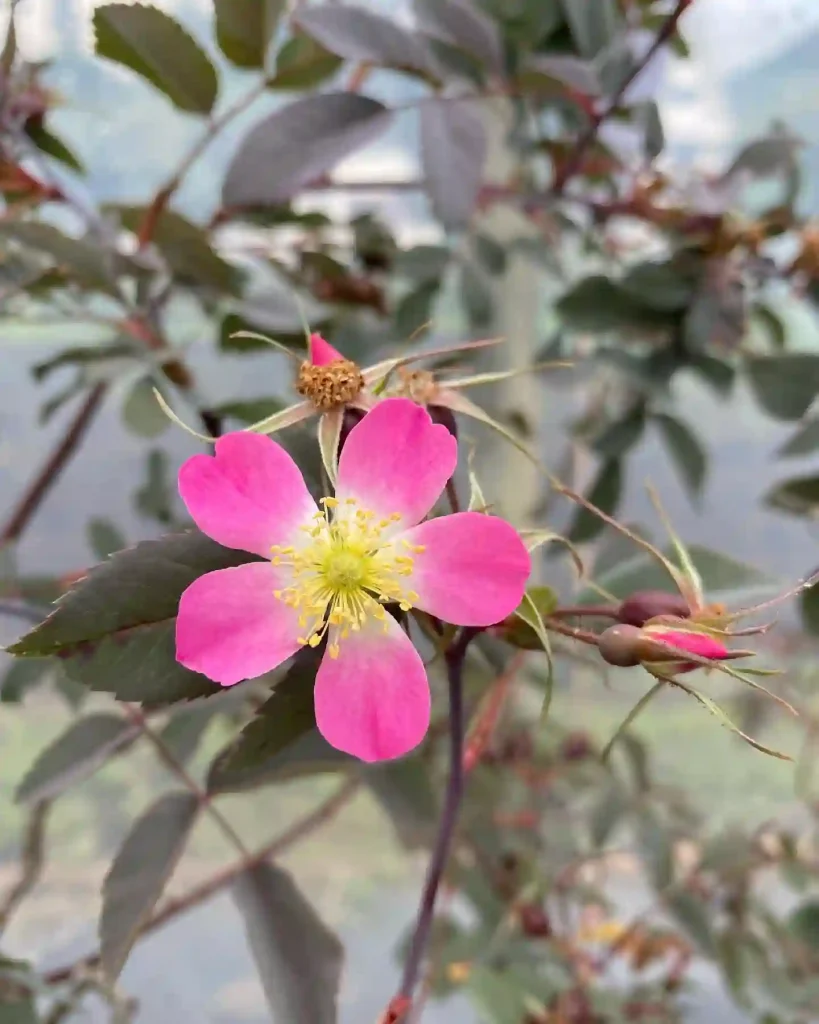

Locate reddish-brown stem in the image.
[136,78,268,246]
[347,61,373,92]
[136,186,173,250]
[0,383,107,546]
[543,617,602,646]
[463,651,525,773]
[550,605,620,620]
[551,0,694,195]
[43,778,359,986]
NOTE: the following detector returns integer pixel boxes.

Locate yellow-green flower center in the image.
[270,496,423,658]
[323,550,367,591]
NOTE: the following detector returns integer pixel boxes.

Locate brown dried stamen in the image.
[395,367,440,405]
[295,358,365,411]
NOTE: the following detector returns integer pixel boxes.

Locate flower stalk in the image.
[396,627,478,1010]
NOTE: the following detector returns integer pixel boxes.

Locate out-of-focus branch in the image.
[0,383,107,546]
[462,651,525,773]
[123,706,250,858]
[43,777,359,985]
[544,617,603,646]
[0,800,51,935]
[137,78,269,246]
[551,0,694,195]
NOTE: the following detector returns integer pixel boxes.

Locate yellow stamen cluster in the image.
[295,358,365,411]
[271,496,425,658]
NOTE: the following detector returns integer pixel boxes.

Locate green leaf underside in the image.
[233,862,343,1024]
[295,5,432,73]
[0,221,117,294]
[16,713,136,804]
[94,3,218,115]
[747,354,819,422]
[100,792,199,979]
[222,93,392,208]
[215,0,286,69]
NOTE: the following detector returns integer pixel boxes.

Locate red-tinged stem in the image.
[137,78,268,246]
[462,651,525,773]
[551,0,694,195]
[0,383,107,547]
[543,617,602,646]
[550,605,620,620]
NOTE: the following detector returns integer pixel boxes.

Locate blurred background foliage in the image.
[1,1,819,1022]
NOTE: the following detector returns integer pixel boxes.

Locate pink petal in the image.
[176,562,303,686]
[178,432,316,557]
[399,512,531,626]
[309,333,344,366]
[314,606,430,762]
[336,398,457,529]
[644,629,729,662]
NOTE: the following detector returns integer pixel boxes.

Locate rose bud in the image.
[617,590,691,627]
[598,624,643,667]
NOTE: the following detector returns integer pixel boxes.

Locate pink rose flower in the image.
[174,398,530,762]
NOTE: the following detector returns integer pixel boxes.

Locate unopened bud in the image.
[617,590,690,627]
[498,730,534,762]
[638,626,729,670]
[160,358,193,389]
[517,903,552,939]
[598,624,643,667]
[561,731,594,762]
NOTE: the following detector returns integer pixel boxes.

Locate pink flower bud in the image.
[638,626,730,673]
[308,332,345,366]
